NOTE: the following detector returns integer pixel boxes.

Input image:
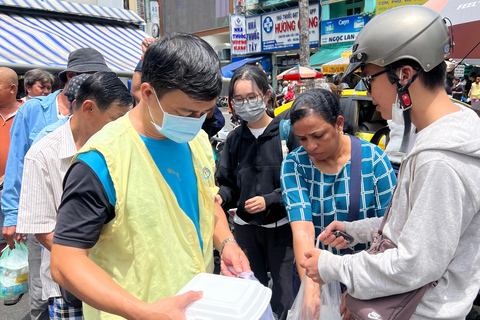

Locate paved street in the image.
[0,292,31,320]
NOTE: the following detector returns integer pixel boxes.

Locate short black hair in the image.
[75,72,133,111]
[142,33,222,101]
[290,89,343,127]
[388,59,446,91]
[228,65,269,106]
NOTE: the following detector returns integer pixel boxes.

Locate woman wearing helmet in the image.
[301,5,480,319]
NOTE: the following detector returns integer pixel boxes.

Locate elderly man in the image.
[0,67,23,254]
[17,72,132,319]
[1,47,110,319]
[50,33,249,320]
[22,69,55,101]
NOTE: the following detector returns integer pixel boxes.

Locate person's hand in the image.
[2,226,22,250]
[318,220,348,250]
[215,194,223,206]
[141,37,157,54]
[340,291,355,320]
[141,290,202,320]
[220,241,250,277]
[244,196,266,214]
[301,249,325,285]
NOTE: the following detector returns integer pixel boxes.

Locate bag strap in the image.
[279,119,291,159]
[348,135,362,222]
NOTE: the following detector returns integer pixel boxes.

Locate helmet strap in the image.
[386,66,420,153]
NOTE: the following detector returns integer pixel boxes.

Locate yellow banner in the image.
[376,0,428,15]
[322,64,349,74]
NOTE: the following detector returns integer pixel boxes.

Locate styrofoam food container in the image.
[176,272,272,320]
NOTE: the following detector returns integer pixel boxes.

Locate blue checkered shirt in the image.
[281,139,396,238]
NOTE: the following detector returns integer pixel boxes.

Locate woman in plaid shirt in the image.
[280,89,396,316]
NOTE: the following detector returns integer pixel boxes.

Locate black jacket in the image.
[216,115,299,225]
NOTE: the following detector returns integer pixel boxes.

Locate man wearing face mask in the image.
[49,33,250,320]
[216,65,300,320]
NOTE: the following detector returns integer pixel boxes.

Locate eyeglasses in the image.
[361,69,388,93]
[232,93,263,108]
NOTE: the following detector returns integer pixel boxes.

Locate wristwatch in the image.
[219,237,237,257]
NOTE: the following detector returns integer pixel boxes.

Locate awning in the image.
[321,57,350,74]
[0,0,144,25]
[221,56,264,78]
[310,43,353,68]
[0,12,148,77]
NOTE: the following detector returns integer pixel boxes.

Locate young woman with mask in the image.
[215,65,298,320]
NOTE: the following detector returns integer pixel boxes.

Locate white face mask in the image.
[392,70,404,125]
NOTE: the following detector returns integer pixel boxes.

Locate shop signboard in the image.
[454,65,465,78]
[246,16,262,54]
[376,0,428,15]
[261,3,320,52]
[320,15,370,45]
[230,14,247,55]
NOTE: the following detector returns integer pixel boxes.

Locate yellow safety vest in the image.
[76,113,217,319]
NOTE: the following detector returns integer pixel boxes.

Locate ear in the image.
[336,115,344,132]
[10,84,17,95]
[141,83,154,102]
[82,100,96,118]
[399,66,416,86]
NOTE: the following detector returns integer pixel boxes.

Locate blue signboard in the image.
[321,15,370,45]
[261,4,320,52]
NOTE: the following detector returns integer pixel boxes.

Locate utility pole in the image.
[299,0,314,89]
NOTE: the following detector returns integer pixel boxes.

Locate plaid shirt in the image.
[281,139,396,238]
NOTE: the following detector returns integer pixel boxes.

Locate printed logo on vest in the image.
[202,167,211,180]
[368,311,382,319]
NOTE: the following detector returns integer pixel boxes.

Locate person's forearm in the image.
[291,221,316,280]
[35,232,54,251]
[212,202,234,250]
[51,244,147,319]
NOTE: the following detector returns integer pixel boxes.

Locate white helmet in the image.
[343,5,451,78]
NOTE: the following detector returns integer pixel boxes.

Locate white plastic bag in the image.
[286,273,318,320]
[0,243,29,299]
[317,236,342,320]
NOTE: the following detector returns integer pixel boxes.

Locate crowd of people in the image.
[0,4,479,320]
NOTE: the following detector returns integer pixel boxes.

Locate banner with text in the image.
[376,0,428,15]
[230,14,247,55]
[321,15,370,45]
[261,3,320,52]
[246,16,262,54]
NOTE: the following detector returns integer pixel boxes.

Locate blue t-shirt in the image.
[77,135,202,251]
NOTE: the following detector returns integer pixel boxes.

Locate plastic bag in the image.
[317,235,342,320]
[286,273,318,320]
[0,243,29,299]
